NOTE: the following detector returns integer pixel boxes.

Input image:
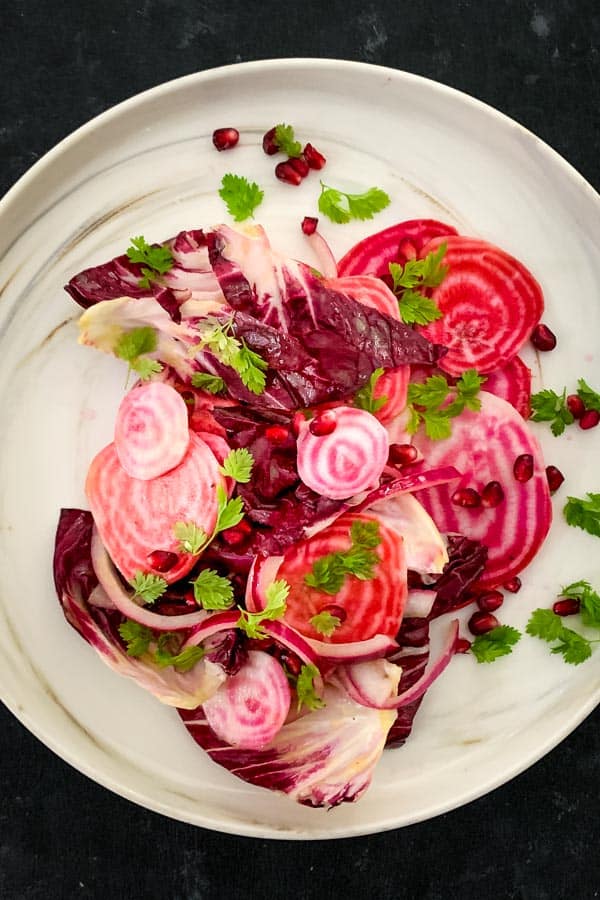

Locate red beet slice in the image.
[416,236,544,376]
[482,357,532,419]
[337,219,458,278]
[411,392,552,587]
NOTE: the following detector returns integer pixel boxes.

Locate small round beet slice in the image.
[296,406,389,500]
[115,382,190,480]
[86,432,222,583]
[416,236,544,376]
[278,513,407,643]
[482,357,532,419]
[337,219,458,278]
[202,651,291,749]
[412,392,552,587]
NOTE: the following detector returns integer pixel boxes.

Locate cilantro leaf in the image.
[173,521,208,555]
[471,625,521,663]
[406,369,485,440]
[561,580,600,629]
[310,610,341,637]
[191,373,226,394]
[526,608,566,642]
[318,182,390,224]
[530,388,574,436]
[397,290,443,326]
[295,663,325,711]
[526,608,593,665]
[354,368,387,414]
[274,123,302,157]
[126,236,174,289]
[219,173,264,222]
[114,326,157,361]
[576,378,600,412]
[130,357,163,380]
[236,342,268,394]
[215,485,245,533]
[129,571,168,605]
[198,321,268,395]
[551,630,593,665]
[564,493,600,538]
[455,369,487,408]
[349,520,381,548]
[154,634,206,671]
[192,569,235,610]
[118,620,153,657]
[219,448,254,484]
[389,244,448,292]
[407,375,450,409]
[236,579,289,638]
[304,520,381,595]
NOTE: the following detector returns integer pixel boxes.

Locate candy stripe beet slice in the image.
[416,236,544,376]
[115,382,190,480]
[482,357,532,419]
[411,392,551,587]
[327,275,409,422]
[86,432,222,583]
[337,219,458,277]
[277,512,407,643]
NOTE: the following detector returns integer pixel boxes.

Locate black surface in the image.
[2,1,600,898]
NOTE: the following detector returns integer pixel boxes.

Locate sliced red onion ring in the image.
[182,610,241,648]
[245,553,284,613]
[336,619,459,709]
[303,229,339,279]
[90,528,209,632]
[353,465,461,512]
[306,632,398,663]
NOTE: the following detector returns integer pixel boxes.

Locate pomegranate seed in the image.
[275,161,302,186]
[451,487,481,508]
[476,590,504,613]
[212,127,240,151]
[503,577,522,594]
[481,480,505,508]
[265,425,290,444]
[309,413,337,436]
[530,322,557,351]
[455,637,472,654]
[289,156,310,178]
[553,598,581,616]
[292,411,308,436]
[545,465,565,493]
[146,550,178,572]
[303,143,326,170]
[566,394,585,419]
[302,216,318,236]
[468,611,499,636]
[579,409,600,430]
[388,443,418,466]
[321,604,347,623]
[513,453,534,482]
[262,127,279,155]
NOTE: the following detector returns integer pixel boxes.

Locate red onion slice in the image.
[244,553,285,613]
[304,230,339,279]
[182,610,241,648]
[306,632,398,663]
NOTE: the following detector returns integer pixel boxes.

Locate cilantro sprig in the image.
[295,663,326,711]
[236,580,290,638]
[560,580,600,628]
[526,609,595,665]
[274,123,302,158]
[318,182,390,224]
[118,621,205,672]
[173,521,208,555]
[407,369,486,440]
[219,174,264,222]
[563,493,600,538]
[530,388,574,436]
[129,571,168,605]
[190,373,226,394]
[219,448,254,484]
[192,568,235,610]
[576,378,600,412]
[310,610,342,637]
[114,326,163,381]
[197,319,268,395]
[388,244,447,326]
[126,235,174,290]
[304,520,381,595]
[471,626,522,663]
[354,368,387,414]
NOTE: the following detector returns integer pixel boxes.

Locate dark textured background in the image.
[1,1,599,898]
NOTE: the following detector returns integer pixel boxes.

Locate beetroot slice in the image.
[416,236,544,376]
[411,392,551,588]
[482,358,532,419]
[337,219,458,278]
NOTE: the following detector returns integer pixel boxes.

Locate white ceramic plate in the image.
[1,59,599,840]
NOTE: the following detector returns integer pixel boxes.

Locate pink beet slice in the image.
[86,432,222,583]
[412,392,551,587]
[482,357,532,419]
[337,219,458,277]
[202,651,291,749]
[115,382,190,480]
[416,236,544,376]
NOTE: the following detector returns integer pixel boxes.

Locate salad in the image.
[52,126,599,809]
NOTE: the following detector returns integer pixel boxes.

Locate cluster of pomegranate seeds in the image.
[212,128,240,151]
[263,126,327,186]
[513,453,534,483]
[553,598,581,616]
[476,590,504,613]
[388,443,418,467]
[468,611,500,636]
[545,464,565,493]
[566,391,600,430]
[503,576,522,593]
[146,549,179,572]
[530,322,557,351]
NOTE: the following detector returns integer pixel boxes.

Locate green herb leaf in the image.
[576,378,600,412]
[219,448,254,484]
[274,123,302,158]
[198,320,268,395]
[530,388,574,436]
[318,182,390,224]
[389,244,448,292]
[354,368,387,414]
[526,608,566,642]
[118,620,153,657]
[173,521,209,555]
[191,372,226,394]
[236,342,268,394]
[114,326,157,361]
[407,374,450,409]
[551,630,593,665]
[564,493,600,538]
[310,610,341,637]
[406,369,485,440]
[126,236,174,289]
[526,608,593,665]
[295,663,326,711]
[397,290,443,326]
[304,520,381,595]
[236,579,290,638]
[215,485,245,533]
[560,580,600,629]
[218,174,264,222]
[154,635,206,672]
[192,569,235,610]
[129,571,168,605]
[471,625,522,663]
